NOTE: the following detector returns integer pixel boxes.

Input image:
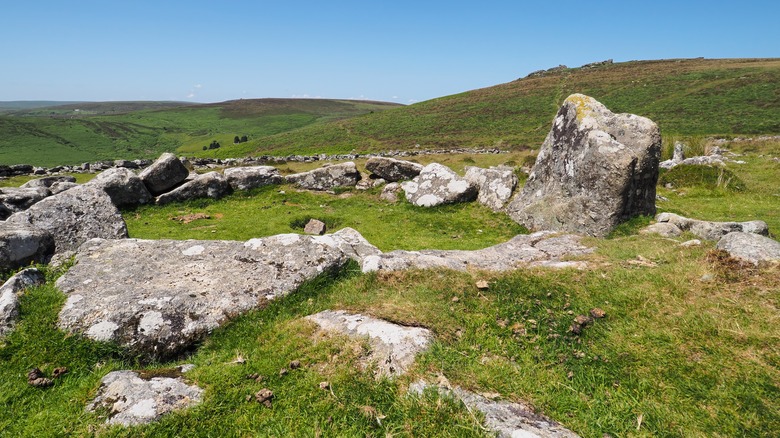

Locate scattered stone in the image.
[170,213,211,224]
[87,370,203,426]
[279,368,288,377]
[20,175,77,190]
[6,186,128,253]
[285,162,361,191]
[476,280,490,290]
[255,388,274,408]
[589,308,606,319]
[639,222,682,238]
[0,223,55,272]
[49,181,78,194]
[156,171,232,206]
[224,166,283,191]
[401,163,478,207]
[304,219,326,235]
[715,232,780,265]
[507,94,661,237]
[56,234,348,361]
[319,381,330,390]
[138,153,190,195]
[464,166,517,211]
[379,182,402,203]
[114,159,139,169]
[355,176,386,190]
[1,268,46,336]
[306,310,432,378]
[700,273,715,282]
[569,314,593,335]
[626,255,658,267]
[312,227,383,270]
[27,368,53,388]
[680,239,701,247]
[361,231,592,273]
[365,157,423,182]
[654,213,769,241]
[289,360,301,370]
[84,167,153,207]
[0,187,51,219]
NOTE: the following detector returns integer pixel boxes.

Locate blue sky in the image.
[1,1,778,104]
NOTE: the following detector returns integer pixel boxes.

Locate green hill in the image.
[0,99,401,166]
[236,58,780,157]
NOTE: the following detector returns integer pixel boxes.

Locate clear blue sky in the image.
[2,0,778,104]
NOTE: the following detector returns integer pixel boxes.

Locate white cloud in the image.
[194,84,203,89]
[186,93,195,98]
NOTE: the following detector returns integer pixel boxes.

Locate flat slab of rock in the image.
[507,94,661,237]
[20,175,77,190]
[138,153,190,195]
[0,187,50,219]
[1,268,45,337]
[285,162,361,191]
[401,163,477,207]
[87,370,202,426]
[465,166,517,211]
[365,157,423,182]
[652,213,768,241]
[312,227,382,269]
[716,232,780,265]
[0,222,55,271]
[224,166,283,191]
[6,186,127,253]
[306,310,431,378]
[156,171,232,205]
[85,167,152,207]
[362,231,591,273]
[56,234,348,360]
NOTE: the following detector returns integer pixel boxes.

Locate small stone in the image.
[589,308,607,319]
[255,388,274,407]
[289,360,301,370]
[567,371,574,379]
[319,381,330,390]
[245,394,253,402]
[279,368,288,377]
[680,239,702,247]
[700,273,715,282]
[451,296,459,303]
[574,314,592,326]
[475,280,489,290]
[303,219,326,235]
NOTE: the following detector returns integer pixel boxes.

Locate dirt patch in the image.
[170,213,211,224]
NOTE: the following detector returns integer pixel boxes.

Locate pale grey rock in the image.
[401,163,477,207]
[656,213,768,241]
[716,232,780,265]
[7,186,127,253]
[365,157,423,182]
[312,227,382,270]
[507,94,661,237]
[56,234,348,360]
[0,187,51,219]
[138,153,189,195]
[639,222,683,237]
[20,175,77,189]
[673,141,686,162]
[379,182,402,203]
[680,239,701,247]
[409,381,579,438]
[306,310,431,378]
[224,166,283,191]
[114,159,139,169]
[87,370,203,426]
[0,222,54,271]
[49,181,78,194]
[362,231,591,273]
[155,172,232,206]
[84,167,152,207]
[304,219,326,235]
[285,162,361,190]
[1,268,45,336]
[355,177,386,190]
[464,166,517,211]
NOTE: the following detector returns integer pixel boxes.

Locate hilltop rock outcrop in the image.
[507,94,661,237]
[6,186,127,253]
[365,157,423,182]
[285,162,361,190]
[84,167,152,207]
[56,234,348,361]
[401,163,477,207]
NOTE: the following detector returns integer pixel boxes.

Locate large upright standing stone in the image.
[138,153,189,195]
[507,94,661,237]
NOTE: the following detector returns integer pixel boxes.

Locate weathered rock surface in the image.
[49,181,78,194]
[401,163,478,207]
[20,175,77,189]
[138,153,189,195]
[224,166,283,191]
[7,186,127,253]
[507,94,661,237]
[409,381,579,438]
[716,232,780,265]
[313,227,382,269]
[1,268,45,336]
[0,223,55,271]
[464,166,517,211]
[56,234,348,360]
[84,167,152,207]
[87,370,203,426]
[639,222,683,238]
[285,162,361,190]
[660,144,727,170]
[362,231,591,273]
[0,187,51,219]
[379,182,402,203]
[653,213,768,241]
[303,219,326,235]
[155,172,232,206]
[365,157,423,182]
[306,310,431,378]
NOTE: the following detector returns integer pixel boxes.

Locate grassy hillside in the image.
[0,99,401,167]
[237,58,780,156]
